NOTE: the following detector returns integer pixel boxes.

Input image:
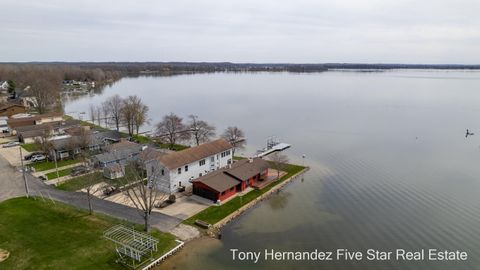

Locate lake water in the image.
[64,70,480,270]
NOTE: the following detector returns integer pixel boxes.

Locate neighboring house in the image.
[104,163,125,180]
[16,119,82,143]
[0,81,9,91]
[0,117,8,133]
[7,112,63,135]
[0,103,26,117]
[192,158,269,202]
[93,140,144,168]
[49,130,121,160]
[9,88,38,108]
[140,138,233,194]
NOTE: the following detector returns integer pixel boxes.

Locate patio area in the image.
[251,168,287,189]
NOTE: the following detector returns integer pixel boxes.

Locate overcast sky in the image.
[1,0,479,63]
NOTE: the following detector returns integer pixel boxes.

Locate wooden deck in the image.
[251,169,287,189]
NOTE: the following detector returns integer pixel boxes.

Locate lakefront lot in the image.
[0,197,177,269]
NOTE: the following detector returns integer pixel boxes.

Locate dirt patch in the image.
[0,248,10,262]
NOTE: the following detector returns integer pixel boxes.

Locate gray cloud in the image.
[1,0,479,63]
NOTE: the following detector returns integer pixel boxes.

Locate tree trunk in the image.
[144,212,150,232]
[195,135,200,146]
[87,190,93,215]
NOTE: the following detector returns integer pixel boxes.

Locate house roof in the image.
[224,158,269,181]
[7,112,63,129]
[94,147,142,164]
[193,157,269,193]
[51,131,121,151]
[16,119,81,134]
[0,103,25,111]
[194,170,240,193]
[104,140,142,153]
[105,163,124,173]
[157,139,232,169]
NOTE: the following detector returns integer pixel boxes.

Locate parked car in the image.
[103,186,117,196]
[30,155,46,162]
[25,152,45,161]
[2,141,20,148]
[70,165,91,176]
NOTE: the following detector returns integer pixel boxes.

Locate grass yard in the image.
[20,143,41,152]
[0,197,177,270]
[56,172,105,191]
[30,158,80,172]
[45,168,72,180]
[158,143,190,151]
[183,162,306,227]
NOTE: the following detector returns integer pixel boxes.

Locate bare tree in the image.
[117,162,167,232]
[34,128,54,155]
[221,126,246,156]
[156,113,189,149]
[28,72,62,113]
[121,96,146,136]
[132,97,149,135]
[101,101,110,128]
[268,152,289,180]
[105,94,123,131]
[83,171,103,215]
[89,104,96,124]
[95,106,102,126]
[188,115,215,146]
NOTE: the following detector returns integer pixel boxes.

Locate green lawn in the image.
[45,168,72,180]
[158,143,190,151]
[131,134,153,144]
[56,172,105,191]
[0,197,177,270]
[21,143,41,152]
[30,159,80,172]
[183,162,306,227]
[233,156,247,161]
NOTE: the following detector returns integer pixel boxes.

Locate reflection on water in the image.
[64,70,480,269]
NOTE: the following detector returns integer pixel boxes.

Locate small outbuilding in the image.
[192,157,270,202]
[103,163,125,179]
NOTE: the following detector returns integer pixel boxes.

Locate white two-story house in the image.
[140,139,233,193]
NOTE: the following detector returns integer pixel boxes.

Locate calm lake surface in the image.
[64,70,480,270]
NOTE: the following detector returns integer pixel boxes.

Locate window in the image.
[199,173,202,177]
[211,156,215,162]
[161,169,165,176]
[185,165,188,172]
[178,168,181,174]
[199,159,205,166]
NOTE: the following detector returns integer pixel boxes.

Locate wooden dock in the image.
[255,142,291,157]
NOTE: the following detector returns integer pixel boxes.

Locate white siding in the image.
[151,148,233,194]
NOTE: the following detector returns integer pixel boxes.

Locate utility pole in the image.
[53,152,60,179]
[19,146,29,198]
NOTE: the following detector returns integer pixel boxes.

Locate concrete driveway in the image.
[0,145,30,167]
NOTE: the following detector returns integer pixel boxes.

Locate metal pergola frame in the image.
[104,225,159,269]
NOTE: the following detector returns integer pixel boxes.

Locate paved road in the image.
[0,155,182,233]
[0,155,25,202]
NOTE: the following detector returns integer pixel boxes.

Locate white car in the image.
[2,141,20,148]
[30,155,46,162]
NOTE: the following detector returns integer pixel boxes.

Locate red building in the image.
[192,158,269,202]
